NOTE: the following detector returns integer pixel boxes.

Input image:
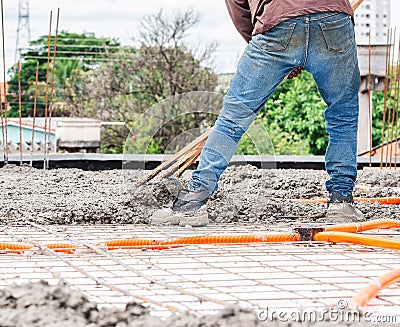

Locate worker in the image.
[151,0,364,226]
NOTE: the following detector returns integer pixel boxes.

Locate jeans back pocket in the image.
[253,21,296,52]
[319,15,355,53]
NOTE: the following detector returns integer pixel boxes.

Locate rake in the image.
[136,129,211,186]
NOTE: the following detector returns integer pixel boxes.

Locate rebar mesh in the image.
[0,224,399,317]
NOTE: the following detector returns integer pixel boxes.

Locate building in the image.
[354,0,392,154]
[0,117,102,154]
[354,0,391,45]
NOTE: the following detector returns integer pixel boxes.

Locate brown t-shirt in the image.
[225,0,354,43]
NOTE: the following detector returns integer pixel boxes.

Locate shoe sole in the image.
[149,208,180,225]
[179,212,209,227]
[150,217,180,225]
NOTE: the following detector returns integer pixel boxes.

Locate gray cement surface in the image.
[1,165,400,326]
[1,164,400,225]
[0,281,392,327]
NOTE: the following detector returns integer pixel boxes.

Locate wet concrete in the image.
[0,281,390,327]
[1,165,400,326]
[0,280,269,327]
[1,164,400,226]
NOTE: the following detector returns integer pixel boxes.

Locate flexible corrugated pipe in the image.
[313,231,400,251]
[295,197,400,205]
[104,233,301,249]
[325,219,400,233]
[350,269,400,309]
[1,219,399,252]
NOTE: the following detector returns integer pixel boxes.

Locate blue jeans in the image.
[189,12,360,197]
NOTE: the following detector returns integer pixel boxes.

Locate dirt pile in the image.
[1,164,400,225]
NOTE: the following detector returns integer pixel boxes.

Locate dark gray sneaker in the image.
[150,190,209,227]
[326,192,365,223]
[173,189,209,227]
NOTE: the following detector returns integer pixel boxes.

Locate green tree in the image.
[262,71,328,155]
[65,10,218,154]
[7,31,120,117]
[244,71,399,156]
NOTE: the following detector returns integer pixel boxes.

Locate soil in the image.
[1,164,399,326]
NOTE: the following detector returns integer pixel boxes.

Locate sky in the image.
[1,0,399,80]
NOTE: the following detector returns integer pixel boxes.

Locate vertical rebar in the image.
[385,29,395,168]
[17,61,22,165]
[389,28,397,168]
[46,8,60,169]
[394,76,399,169]
[395,36,400,170]
[1,0,8,164]
[380,29,391,169]
[43,11,52,170]
[368,29,372,167]
[30,61,39,167]
[0,68,4,161]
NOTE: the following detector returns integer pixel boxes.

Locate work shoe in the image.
[149,189,209,227]
[173,189,209,227]
[149,207,180,225]
[325,192,365,222]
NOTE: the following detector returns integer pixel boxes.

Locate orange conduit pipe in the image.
[295,197,400,205]
[105,239,177,251]
[0,242,33,252]
[3,219,400,253]
[325,219,400,233]
[350,269,400,309]
[163,233,300,245]
[1,234,301,253]
[104,233,301,250]
[314,231,400,251]
[45,243,78,254]
[0,242,77,254]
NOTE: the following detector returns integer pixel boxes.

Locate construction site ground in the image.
[1,164,400,326]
